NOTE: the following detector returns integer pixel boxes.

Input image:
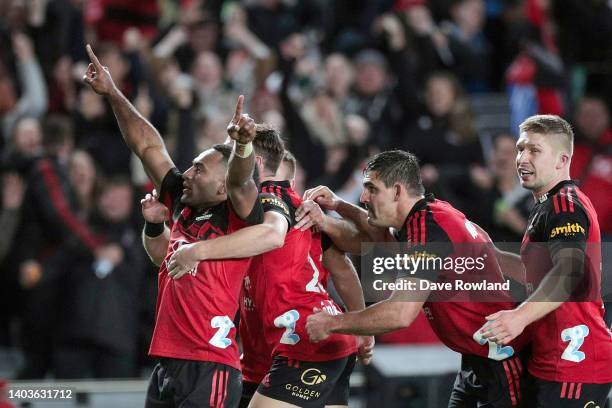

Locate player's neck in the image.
[532,174,570,200]
[195,198,225,211]
[395,195,424,230]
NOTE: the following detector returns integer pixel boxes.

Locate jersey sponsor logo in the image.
[583,403,599,408]
[549,222,585,238]
[300,368,327,386]
[195,213,213,222]
[261,196,290,215]
[284,383,321,401]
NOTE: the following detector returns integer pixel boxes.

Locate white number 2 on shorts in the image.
[209,315,234,349]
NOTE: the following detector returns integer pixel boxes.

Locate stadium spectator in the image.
[68,149,100,221]
[461,133,533,242]
[54,177,144,379]
[15,115,103,378]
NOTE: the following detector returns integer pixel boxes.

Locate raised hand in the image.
[82,44,117,96]
[303,185,341,211]
[227,95,256,144]
[141,189,169,224]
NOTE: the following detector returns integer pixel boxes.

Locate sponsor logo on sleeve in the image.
[261,196,290,215]
[549,222,585,238]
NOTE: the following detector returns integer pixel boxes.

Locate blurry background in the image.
[0,0,610,406]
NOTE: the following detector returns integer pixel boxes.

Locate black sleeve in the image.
[259,193,293,228]
[159,167,183,215]
[545,206,589,257]
[239,197,265,226]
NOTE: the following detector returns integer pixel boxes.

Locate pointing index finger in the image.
[232,95,244,124]
[86,44,103,68]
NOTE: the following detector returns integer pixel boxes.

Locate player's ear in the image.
[394,183,401,201]
[255,155,263,169]
[217,180,227,196]
[557,152,570,169]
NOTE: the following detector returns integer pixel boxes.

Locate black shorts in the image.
[448,353,529,408]
[145,358,242,408]
[238,381,258,408]
[527,377,611,408]
[256,354,356,408]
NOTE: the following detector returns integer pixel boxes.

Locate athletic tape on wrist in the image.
[234,142,253,158]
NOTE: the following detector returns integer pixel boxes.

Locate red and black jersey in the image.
[240,229,334,383]
[241,180,356,366]
[395,195,529,360]
[149,168,262,370]
[520,180,612,383]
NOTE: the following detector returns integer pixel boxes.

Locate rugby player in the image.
[481,115,612,407]
[83,45,263,407]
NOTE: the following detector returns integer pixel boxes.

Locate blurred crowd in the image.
[0,0,610,380]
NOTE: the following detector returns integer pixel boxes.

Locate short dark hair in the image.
[253,124,285,174]
[282,150,297,179]
[364,150,424,196]
[212,143,232,164]
[519,115,574,154]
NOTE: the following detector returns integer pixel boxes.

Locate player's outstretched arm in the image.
[83,45,173,190]
[303,186,394,243]
[140,190,170,266]
[306,278,429,341]
[166,211,288,279]
[225,95,260,219]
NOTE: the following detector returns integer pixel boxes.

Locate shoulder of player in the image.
[546,185,588,217]
[403,207,452,244]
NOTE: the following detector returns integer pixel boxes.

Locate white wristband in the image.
[234,141,253,158]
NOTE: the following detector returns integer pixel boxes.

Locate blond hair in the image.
[519,115,574,155]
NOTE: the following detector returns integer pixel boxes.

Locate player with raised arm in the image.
[480,115,612,407]
[301,150,531,407]
[83,45,263,408]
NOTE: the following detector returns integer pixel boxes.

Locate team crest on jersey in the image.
[549,222,585,238]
